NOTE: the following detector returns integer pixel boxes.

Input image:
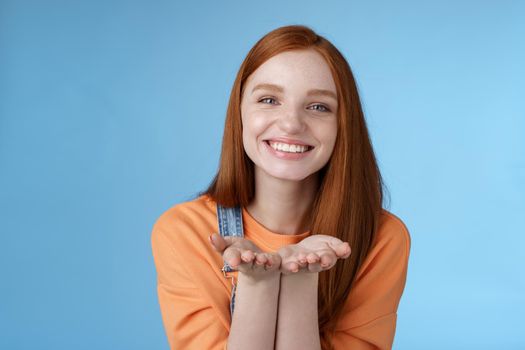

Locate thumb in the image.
[209,233,226,252]
[327,238,351,258]
[209,233,236,253]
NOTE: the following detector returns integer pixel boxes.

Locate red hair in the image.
[202,25,385,349]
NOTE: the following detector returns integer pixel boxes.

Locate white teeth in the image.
[268,141,310,153]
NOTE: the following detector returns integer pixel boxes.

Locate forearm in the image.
[275,273,321,350]
[227,272,281,350]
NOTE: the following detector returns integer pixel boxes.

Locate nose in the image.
[277,105,306,134]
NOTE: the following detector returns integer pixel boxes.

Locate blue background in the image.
[1,0,524,349]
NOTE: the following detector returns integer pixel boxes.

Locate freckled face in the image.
[240,49,338,182]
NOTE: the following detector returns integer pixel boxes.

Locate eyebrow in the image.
[251,83,338,101]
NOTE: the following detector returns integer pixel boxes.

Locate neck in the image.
[246,169,319,235]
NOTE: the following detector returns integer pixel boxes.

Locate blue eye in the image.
[310,104,330,112]
[259,97,277,105]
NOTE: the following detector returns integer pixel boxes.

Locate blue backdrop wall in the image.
[1,0,524,349]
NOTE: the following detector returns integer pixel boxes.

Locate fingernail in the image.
[208,235,213,244]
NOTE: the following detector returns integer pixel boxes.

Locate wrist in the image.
[238,269,281,286]
[281,271,319,286]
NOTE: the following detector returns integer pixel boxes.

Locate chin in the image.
[267,170,313,182]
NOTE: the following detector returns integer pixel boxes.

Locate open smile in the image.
[263,138,315,153]
[262,140,314,160]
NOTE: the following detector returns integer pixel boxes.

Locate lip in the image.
[263,140,313,160]
[263,137,314,147]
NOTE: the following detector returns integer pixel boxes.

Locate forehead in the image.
[244,49,337,93]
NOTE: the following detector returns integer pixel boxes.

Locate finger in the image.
[294,258,308,268]
[327,239,351,258]
[252,256,266,273]
[306,252,320,264]
[297,252,307,265]
[341,242,352,258]
[241,249,256,263]
[280,252,301,273]
[284,261,299,273]
[334,242,351,258]
[223,248,242,268]
[319,251,337,269]
[252,253,266,272]
[209,233,226,252]
[265,254,281,272]
[255,253,268,266]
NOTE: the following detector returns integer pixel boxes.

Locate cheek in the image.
[242,112,270,141]
[320,126,338,160]
[317,121,338,148]
[241,116,262,157]
[328,125,338,149]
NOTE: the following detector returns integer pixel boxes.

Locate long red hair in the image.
[202,25,385,349]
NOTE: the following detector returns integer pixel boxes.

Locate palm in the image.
[278,235,351,274]
[209,233,281,277]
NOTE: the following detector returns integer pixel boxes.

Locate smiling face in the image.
[240,49,339,182]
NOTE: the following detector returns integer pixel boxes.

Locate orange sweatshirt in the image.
[151,194,410,349]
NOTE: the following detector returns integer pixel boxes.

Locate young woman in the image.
[151,25,411,350]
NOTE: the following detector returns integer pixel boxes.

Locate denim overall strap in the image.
[216,204,244,317]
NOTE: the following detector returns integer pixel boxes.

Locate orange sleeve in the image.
[151,225,229,350]
[331,214,411,350]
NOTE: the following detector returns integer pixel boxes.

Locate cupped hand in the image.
[278,235,351,274]
[209,233,281,278]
